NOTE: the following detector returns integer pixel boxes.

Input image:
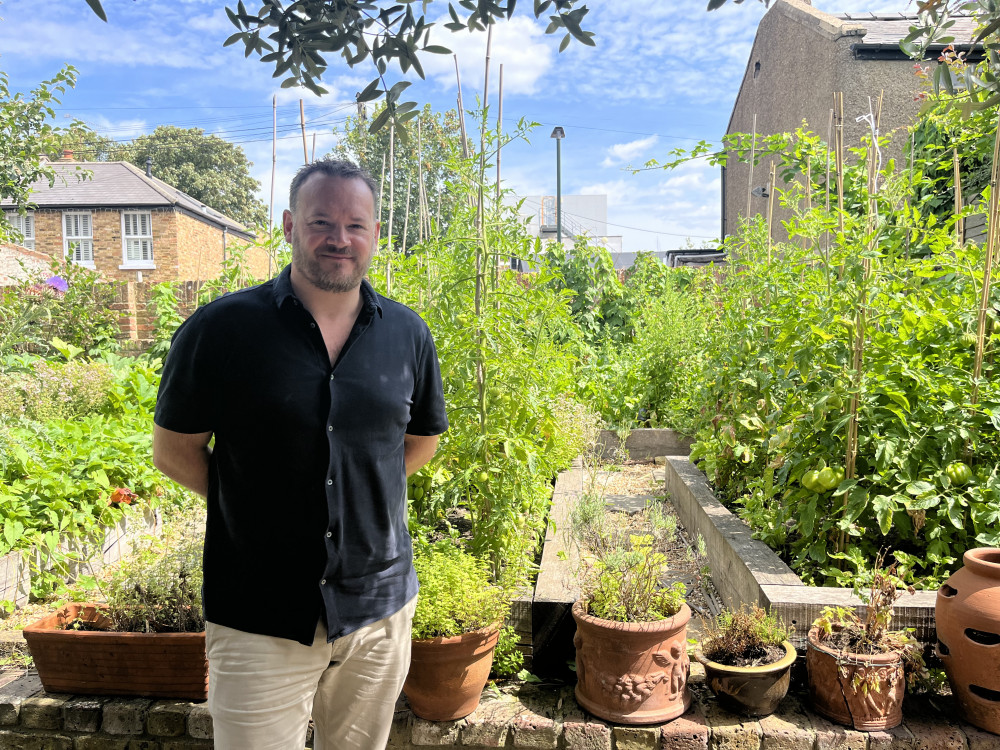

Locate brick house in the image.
[0,155,268,283]
[723,0,979,240]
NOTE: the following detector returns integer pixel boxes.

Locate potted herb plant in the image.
[694,604,796,717]
[806,561,923,731]
[571,528,691,725]
[403,541,511,721]
[22,513,208,700]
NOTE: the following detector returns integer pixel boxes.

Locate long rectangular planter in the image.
[22,603,208,701]
[663,455,937,648]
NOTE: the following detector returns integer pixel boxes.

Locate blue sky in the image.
[1,0,910,253]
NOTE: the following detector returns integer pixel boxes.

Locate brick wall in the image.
[25,208,266,284]
[111,280,204,349]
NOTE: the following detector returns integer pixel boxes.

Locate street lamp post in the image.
[551,126,565,245]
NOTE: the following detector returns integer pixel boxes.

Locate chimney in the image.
[145,157,152,177]
[60,150,74,162]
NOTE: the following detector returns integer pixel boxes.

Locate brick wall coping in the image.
[0,664,995,749]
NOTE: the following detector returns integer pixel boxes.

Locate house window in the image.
[4,211,34,250]
[63,212,94,266]
[122,211,154,266]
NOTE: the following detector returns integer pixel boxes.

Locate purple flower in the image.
[45,276,68,293]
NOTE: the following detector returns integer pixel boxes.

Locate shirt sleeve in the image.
[406,324,449,437]
[153,306,219,435]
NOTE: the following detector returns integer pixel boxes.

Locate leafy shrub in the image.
[0,358,113,421]
[411,542,510,639]
[702,604,790,664]
[102,514,204,633]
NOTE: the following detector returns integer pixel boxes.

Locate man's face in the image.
[283,174,380,294]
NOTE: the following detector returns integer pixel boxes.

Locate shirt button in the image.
[310,322,316,328]
[328,425,333,432]
[320,579,327,585]
[327,479,333,486]
[330,374,335,381]
[326,531,332,538]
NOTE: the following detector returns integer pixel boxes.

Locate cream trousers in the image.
[206,597,416,750]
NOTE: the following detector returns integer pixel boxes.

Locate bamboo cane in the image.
[954,148,965,245]
[972,113,1000,407]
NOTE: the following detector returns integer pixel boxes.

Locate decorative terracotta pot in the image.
[806,625,904,731]
[22,603,208,700]
[936,547,1000,735]
[404,627,499,721]
[694,640,797,717]
[572,600,691,725]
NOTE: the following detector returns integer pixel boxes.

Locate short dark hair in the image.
[288,159,378,213]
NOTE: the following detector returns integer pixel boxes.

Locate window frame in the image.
[62,211,95,267]
[120,210,155,269]
[4,211,35,250]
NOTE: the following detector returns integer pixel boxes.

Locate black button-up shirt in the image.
[154,267,448,645]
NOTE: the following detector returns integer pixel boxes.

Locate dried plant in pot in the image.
[694,604,796,717]
[403,541,512,722]
[22,515,207,700]
[806,560,923,731]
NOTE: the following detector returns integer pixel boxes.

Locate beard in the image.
[291,228,372,293]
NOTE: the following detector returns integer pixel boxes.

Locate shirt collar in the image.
[272,265,383,319]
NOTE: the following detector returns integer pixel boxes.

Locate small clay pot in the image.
[936,547,1000,735]
[404,628,499,721]
[694,640,797,717]
[806,625,905,731]
[572,600,691,725]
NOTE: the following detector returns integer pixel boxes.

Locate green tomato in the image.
[946,461,974,486]
[412,486,425,500]
[477,471,490,483]
[816,467,841,492]
[801,470,822,493]
[961,332,978,348]
[827,393,844,410]
[993,318,1000,335]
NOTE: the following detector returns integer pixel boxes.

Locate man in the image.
[152,159,448,750]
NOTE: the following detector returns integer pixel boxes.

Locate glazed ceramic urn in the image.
[936,547,1000,735]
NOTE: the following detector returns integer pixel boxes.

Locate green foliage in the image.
[0,355,193,598]
[491,625,524,678]
[102,514,205,633]
[117,126,267,227]
[811,561,924,692]
[642,111,1000,589]
[147,283,187,363]
[702,604,790,664]
[0,359,113,421]
[0,66,82,235]
[331,104,465,252]
[579,531,686,622]
[223,0,593,121]
[373,134,590,580]
[410,542,509,639]
[0,261,120,359]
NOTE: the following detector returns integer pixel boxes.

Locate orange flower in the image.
[109,488,138,505]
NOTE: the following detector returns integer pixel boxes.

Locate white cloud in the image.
[421,16,554,97]
[601,135,659,168]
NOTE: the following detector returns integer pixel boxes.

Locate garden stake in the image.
[825,107,833,263]
[953,148,964,244]
[401,170,412,255]
[971,112,1000,407]
[747,113,757,220]
[454,56,469,160]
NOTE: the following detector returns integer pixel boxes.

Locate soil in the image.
[703,643,787,668]
[583,459,720,623]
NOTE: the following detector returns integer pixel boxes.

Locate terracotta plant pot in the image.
[936,547,1000,735]
[572,600,691,725]
[404,627,499,721]
[694,640,797,717]
[806,625,904,731]
[22,603,208,700]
